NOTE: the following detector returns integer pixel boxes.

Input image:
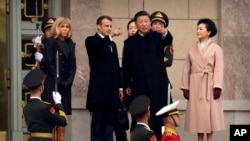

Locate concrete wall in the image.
[64,0,250,140]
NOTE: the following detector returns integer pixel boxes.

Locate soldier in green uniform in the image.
[22,69,67,141]
[33,17,57,71]
[129,95,157,141]
[150,11,174,68]
[25,17,56,69]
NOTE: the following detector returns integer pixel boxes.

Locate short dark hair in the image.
[197,18,217,37]
[127,19,135,30]
[134,10,150,22]
[134,110,148,119]
[96,15,112,25]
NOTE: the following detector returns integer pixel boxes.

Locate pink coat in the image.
[180,39,225,133]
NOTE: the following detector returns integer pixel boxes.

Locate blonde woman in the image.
[43,17,76,141]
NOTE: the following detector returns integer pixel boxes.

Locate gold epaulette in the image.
[144,126,153,132]
[164,57,168,61]
[42,101,51,105]
[165,127,178,136]
[59,110,68,123]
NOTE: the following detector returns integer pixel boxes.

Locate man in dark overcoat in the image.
[85,15,124,141]
[122,10,173,140]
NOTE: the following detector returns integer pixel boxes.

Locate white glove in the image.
[33,35,42,48]
[53,91,62,104]
[35,52,43,62]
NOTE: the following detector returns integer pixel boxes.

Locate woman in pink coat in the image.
[180,18,225,141]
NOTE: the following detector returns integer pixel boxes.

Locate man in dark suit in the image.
[85,15,124,141]
[23,69,67,141]
[129,95,157,141]
[122,10,173,140]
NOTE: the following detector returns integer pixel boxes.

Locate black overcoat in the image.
[85,33,121,111]
[42,37,76,115]
[122,30,173,114]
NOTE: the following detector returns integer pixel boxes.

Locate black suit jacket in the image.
[122,30,173,114]
[85,33,122,111]
[42,37,76,115]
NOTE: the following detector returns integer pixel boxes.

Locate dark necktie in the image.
[109,43,113,53]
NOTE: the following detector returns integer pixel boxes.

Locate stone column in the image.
[69,0,102,140]
[221,0,250,100]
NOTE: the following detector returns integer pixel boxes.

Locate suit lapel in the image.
[56,39,68,59]
[193,42,208,68]
[193,40,214,69]
[96,33,114,53]
[56,38,75,60]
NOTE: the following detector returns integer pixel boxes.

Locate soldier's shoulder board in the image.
[166,131,173,136]
[144,126,153,132]
[42,101,51,105]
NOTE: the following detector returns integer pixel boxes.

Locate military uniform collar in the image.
[165,127,178,135]
[30,97,42,101]
[137,122,150,129]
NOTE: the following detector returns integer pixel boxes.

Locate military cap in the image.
[156,101,181,118]
[41,17,56,33]
[129,95,150,116]
[150,11,169,28]
[23,69,45,91]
